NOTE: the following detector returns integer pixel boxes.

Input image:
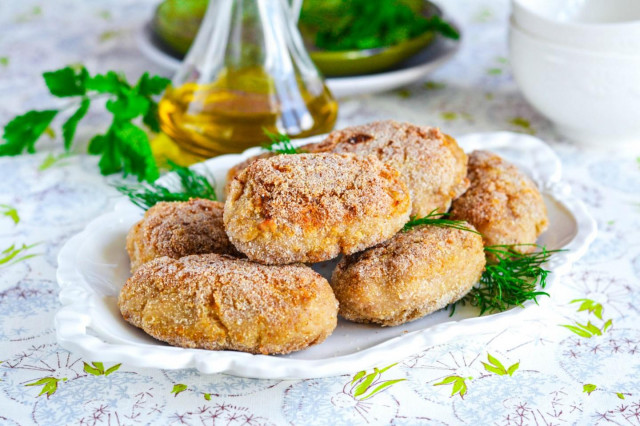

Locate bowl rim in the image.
[509,18,640,59]
[512,0,640,30]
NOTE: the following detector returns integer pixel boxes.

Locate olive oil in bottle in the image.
[158,0,338,158]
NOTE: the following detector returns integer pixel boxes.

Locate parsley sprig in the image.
[115,161,217,210]
[0,66,170,182]
[402,210,480,234]
[452,245,564,316]
[261,130,303,154]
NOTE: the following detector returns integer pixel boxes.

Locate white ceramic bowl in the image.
[512,0,640,54]
[509,20,640,148]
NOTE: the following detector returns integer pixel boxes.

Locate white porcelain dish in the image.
[135,23,460,98]
[56,132,596,379]
[509,21,640,149]
[511,0,640,54]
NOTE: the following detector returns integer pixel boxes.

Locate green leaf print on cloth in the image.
[433,375,471,398]
[348,363,405,400]
[25,377,67,398]
[561,298,614,338]
[481,354,519,377]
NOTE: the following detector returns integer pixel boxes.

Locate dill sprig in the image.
[452,245,564,316]
[261,129,303,154]
[402,209,481,234]
[115,161,217,210]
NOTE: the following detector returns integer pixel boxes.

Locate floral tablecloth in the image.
[1,0,639,424]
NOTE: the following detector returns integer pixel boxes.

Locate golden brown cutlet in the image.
[225,120,469,217]
[450,150,549,253]
[331,223,485,326]
[224,153,411,264]
[126,199,241,272]
[119,253,338,355]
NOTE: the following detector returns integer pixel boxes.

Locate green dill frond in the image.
[115,161,217,210]
[402,209,481,234]
[262,129,302,154]
[451,244,565,316]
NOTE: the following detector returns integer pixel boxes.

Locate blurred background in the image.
[0,0,556,159]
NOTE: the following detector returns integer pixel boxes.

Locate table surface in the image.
[1,0,639,424]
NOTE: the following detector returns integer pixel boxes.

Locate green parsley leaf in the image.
[2,66,169,182]
[106,93,150,121]
[43,66,88,97]
[113,122,159,182]
[62,97,90,151]
[89,131,122,175]
[142,102,160,133]
[0,110,58,155]
[85,71,124,94]
[136,72,171,96]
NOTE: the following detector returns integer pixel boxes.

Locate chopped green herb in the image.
[0,57,9,67]
[402,209,480,234]
[487,68,502,75]
[0,204,19,224]
[474,8,493,22]
[39,152,72,171]
[115,161,217,210]
[262,130,302,155]
[509,117,535,135]
[423,81,445,90]
[440,112,458,121]
[99,30,121,42]
[397,88,411,98]
[301,0,459,52]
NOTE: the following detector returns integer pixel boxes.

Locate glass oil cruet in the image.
[157,0,338,158]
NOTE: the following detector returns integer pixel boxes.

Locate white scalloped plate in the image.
[56,132,596,379]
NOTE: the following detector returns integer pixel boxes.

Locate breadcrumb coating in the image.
[126,199,240,272]
[224,121,468,217]
[450,150,549,253]
[331,224,485,326]
[318,121,469,216]
[224,153,411,264]
[119,254,338,354]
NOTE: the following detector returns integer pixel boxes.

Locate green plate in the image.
[151,0,442,77]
